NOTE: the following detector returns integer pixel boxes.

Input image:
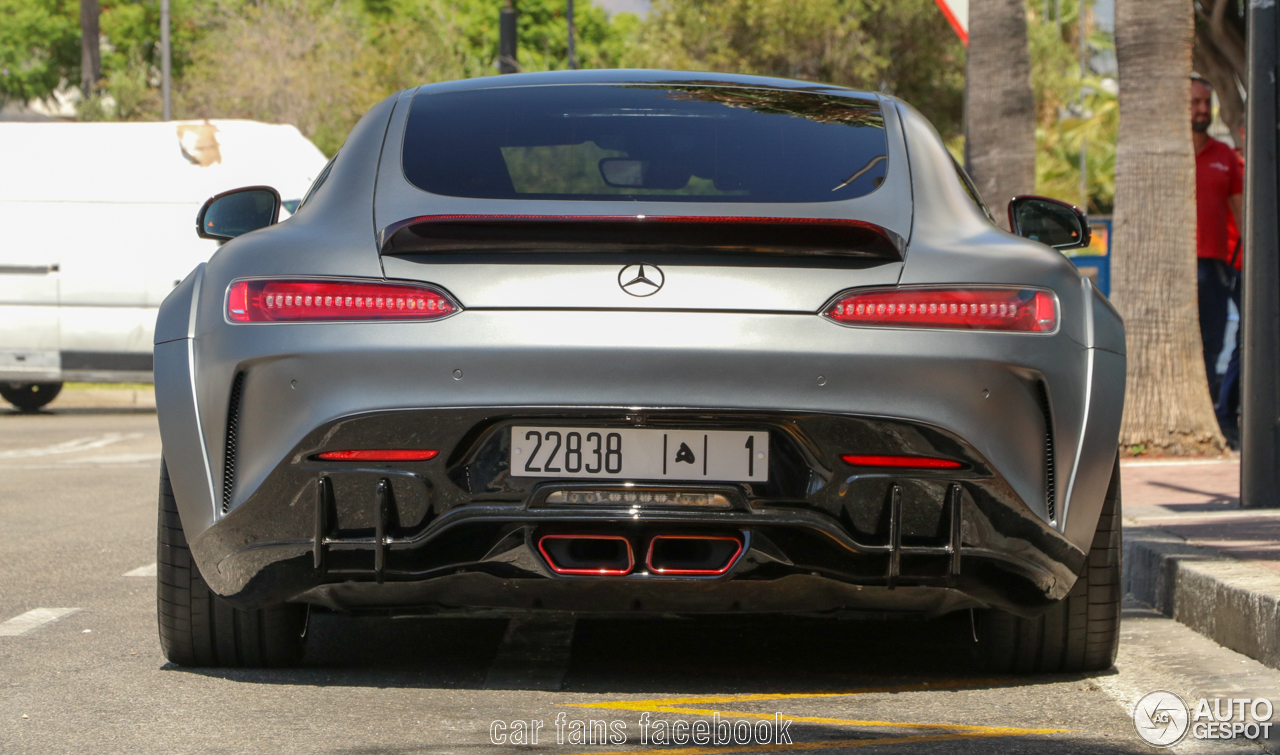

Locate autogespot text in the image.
[1191,698,1274,740]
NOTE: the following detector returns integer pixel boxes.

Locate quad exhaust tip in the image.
[536,533,745,576]
[646,535,743,575]
[538,534,634,575]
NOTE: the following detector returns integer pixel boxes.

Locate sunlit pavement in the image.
[1,406,1276,754]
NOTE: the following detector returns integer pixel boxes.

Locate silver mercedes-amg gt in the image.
[154,70,1125,673]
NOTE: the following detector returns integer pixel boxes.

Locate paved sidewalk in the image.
[1121,456,1280,670]
[1125,458,1280,573]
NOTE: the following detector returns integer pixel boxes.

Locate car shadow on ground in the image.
[169,610,1114,695]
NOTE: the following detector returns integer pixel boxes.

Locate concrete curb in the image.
[1124,524,1280,669]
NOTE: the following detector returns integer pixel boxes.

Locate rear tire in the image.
[977,455,1121,673]
[0,381,62,412]
[157,459,306,667]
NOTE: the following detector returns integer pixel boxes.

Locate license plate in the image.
[510,427,768,482]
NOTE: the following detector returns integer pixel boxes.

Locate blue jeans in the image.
[1215,275,1242,429]
[1198,258,1235,394]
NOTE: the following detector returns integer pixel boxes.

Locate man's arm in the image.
[1230,193,1244,227]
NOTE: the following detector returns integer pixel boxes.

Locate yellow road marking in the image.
[559,678,1071,751]
[564,678,1016,709]
[569,731,1018,755]
[586,705,1065,736]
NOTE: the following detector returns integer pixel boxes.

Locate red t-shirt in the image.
[1196,137,1244,262]
[1226,148,1245,270]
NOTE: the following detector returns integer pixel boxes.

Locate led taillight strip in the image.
[227,279,458,323]
[315,450,439,461]
[842,454,963,469]
[824,287,1057,332]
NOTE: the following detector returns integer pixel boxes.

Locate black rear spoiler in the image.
[379,214,904,263]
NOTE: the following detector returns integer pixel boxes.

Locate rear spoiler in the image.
[379,214,904,263]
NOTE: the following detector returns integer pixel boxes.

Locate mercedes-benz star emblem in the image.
[618,264,665,297]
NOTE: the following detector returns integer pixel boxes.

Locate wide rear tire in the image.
[977,456,1122,673]
[157,459,306,667]
[0,382,62,412]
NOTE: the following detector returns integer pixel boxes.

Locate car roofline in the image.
[405,69,885,100]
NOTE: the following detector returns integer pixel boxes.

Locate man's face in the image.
[1191,81,1213,134]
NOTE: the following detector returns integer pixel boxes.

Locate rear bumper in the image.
[154,303,1124,618]
[186,407,1086,618]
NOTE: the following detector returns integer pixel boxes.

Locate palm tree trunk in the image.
[965,0,1037,229]
[80,0,101,99]
[1111,0,1224,454]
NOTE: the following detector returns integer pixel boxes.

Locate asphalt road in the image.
[2,406,1279,754]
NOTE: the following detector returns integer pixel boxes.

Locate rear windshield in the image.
[401,84,888,203]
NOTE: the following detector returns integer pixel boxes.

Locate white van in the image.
[0,120,327,410]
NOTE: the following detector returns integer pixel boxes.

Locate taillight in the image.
[823,287,1057,332]
[315,449,439,461]
[841,454,962,469]
[226,279,458,323]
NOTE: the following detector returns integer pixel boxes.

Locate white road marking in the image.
[123,563,157,577]
[57,453,162,465]
[1096,600,1276,753]
[0,608,81,636]
[0,433,142,460]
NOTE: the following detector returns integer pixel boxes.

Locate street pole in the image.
[160,0,171,121]
[567,0,577,70]
[498,0,518,74]
[1242,0,1280,508]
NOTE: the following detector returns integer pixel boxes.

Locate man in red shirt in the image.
[1193,77,1245,405]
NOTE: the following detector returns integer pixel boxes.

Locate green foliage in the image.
[451,0,636,72]
[2,0,964,157]
[624,0,966,142]
[1,0,200,116]
[0,0,79,100]
[1027,0,1117,214]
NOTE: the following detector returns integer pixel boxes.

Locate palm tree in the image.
[1110,0,1224,454]
[965,0,1036,228]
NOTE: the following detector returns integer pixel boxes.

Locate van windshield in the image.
[401,84,888,203]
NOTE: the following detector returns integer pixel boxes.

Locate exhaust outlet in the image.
[646,535,744,575]
[538,535,634,575]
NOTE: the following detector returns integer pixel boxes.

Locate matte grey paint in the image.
[153,70,1126,601]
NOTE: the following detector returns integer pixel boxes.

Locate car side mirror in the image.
[197,186,281,241]
[1008,195,1090,250]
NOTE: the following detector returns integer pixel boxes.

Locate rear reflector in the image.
[315,449,439,461]
[824,287,1057,332]
[227,279,457,323]
[842,454,963,469]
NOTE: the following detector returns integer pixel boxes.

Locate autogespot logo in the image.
[618,264,664,297]
[1133,691,1190,747]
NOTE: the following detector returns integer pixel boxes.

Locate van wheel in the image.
[977,455,1122,673]
[157,459,307,667]
[0,382,63,412]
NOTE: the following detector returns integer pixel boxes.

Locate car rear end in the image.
[155,73,1123,627]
